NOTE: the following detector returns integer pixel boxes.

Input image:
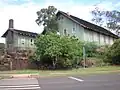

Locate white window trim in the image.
[72,28,76,34]
[63,28,68,35]
[21,38,25,45]
[72,23,77,34]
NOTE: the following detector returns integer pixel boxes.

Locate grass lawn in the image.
[0,66,120,78]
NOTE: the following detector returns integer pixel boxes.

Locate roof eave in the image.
[57,11,119,39]
[1,30,9,38]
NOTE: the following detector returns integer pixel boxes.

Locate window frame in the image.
[63,28,67,35]
[72,27,76,34]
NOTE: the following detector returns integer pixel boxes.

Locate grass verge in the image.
[0,66,120,78]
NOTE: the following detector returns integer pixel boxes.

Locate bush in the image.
[33,32,83,69]
[96,45,110,58]
[84,42,99,57]
[104,39,120,65]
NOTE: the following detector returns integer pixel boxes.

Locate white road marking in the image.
[0,85,39,88]
[0,78,40,89]
[0,84,41,90]
[5,87,41,90]
[68,76,84,82]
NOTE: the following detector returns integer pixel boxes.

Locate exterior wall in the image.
[5,30,14,49]
[105,35,109,44]
[5,38,7,48]
[13,33,36,49]
[84,29,114,45]
[84,29,95,42]
[92,31,99,43]
[57,14,116,45]
[100,34,104,45]
[57,15,84,41]
[17,35,36,49]
[109,36,113,45]
[13,32,18,47]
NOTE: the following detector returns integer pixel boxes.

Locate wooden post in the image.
[10,61,12,70]
[83,45,86,68]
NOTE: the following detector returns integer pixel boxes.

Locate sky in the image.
[0,0,120,43]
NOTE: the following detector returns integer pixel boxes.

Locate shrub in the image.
[104,39,120,65]
[96,45,110,58]
[84,42,99,57]
[33,32,83,69]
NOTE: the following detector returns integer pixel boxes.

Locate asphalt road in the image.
[0,78,40,90]
[0,73,120,90]
[38,73,120,90]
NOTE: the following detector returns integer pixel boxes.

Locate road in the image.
[0,78,40,90]
[0,73,120,90]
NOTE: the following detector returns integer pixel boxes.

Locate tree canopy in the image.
[104,39,120,65]
[91,7,120,35]
[36,6,58,34]
[34,32,83,69]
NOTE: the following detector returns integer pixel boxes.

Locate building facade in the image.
[2,19,38,50]
[2,11,119,50]
[57,11,119,45]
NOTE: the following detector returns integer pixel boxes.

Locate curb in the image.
[11,74,40,78]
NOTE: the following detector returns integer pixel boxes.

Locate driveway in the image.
[0,73,120,90]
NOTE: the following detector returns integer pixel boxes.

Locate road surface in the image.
[0,73,120,90]
[0,78,40,90]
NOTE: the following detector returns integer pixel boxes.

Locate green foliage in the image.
[84,42,99,57]
[104,39,120,65]
[88,57,109,67]
[91,7,104,26]
[34,32,83,69]
[36,6,58,34]
[91,6,120,34]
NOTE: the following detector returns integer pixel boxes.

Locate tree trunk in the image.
[53,60,55,69]
[52,56,57,69]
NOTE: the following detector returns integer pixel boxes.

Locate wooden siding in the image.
[17,34,36,49]
[57,14,115,45]
[58,14,84,41]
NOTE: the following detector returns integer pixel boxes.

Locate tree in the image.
[91,7,105,26]
[34,32,83,69]
[105,10,120,34]
[91,7,120,35]
[36,6,58,34]
[104,39,120,65]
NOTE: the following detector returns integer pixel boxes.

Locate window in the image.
[30,39,34,45]
[72,23,77,34]
[58,17,61,20]
[31,39,32,42]
[61,16,64,19]
[58,16,64,20]
[63,29,67,35]
[21,38,25,45]
[72,28,76,33]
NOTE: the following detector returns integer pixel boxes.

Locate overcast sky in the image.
[0,0,120,43]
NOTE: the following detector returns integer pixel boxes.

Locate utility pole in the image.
[83,44,86,69]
